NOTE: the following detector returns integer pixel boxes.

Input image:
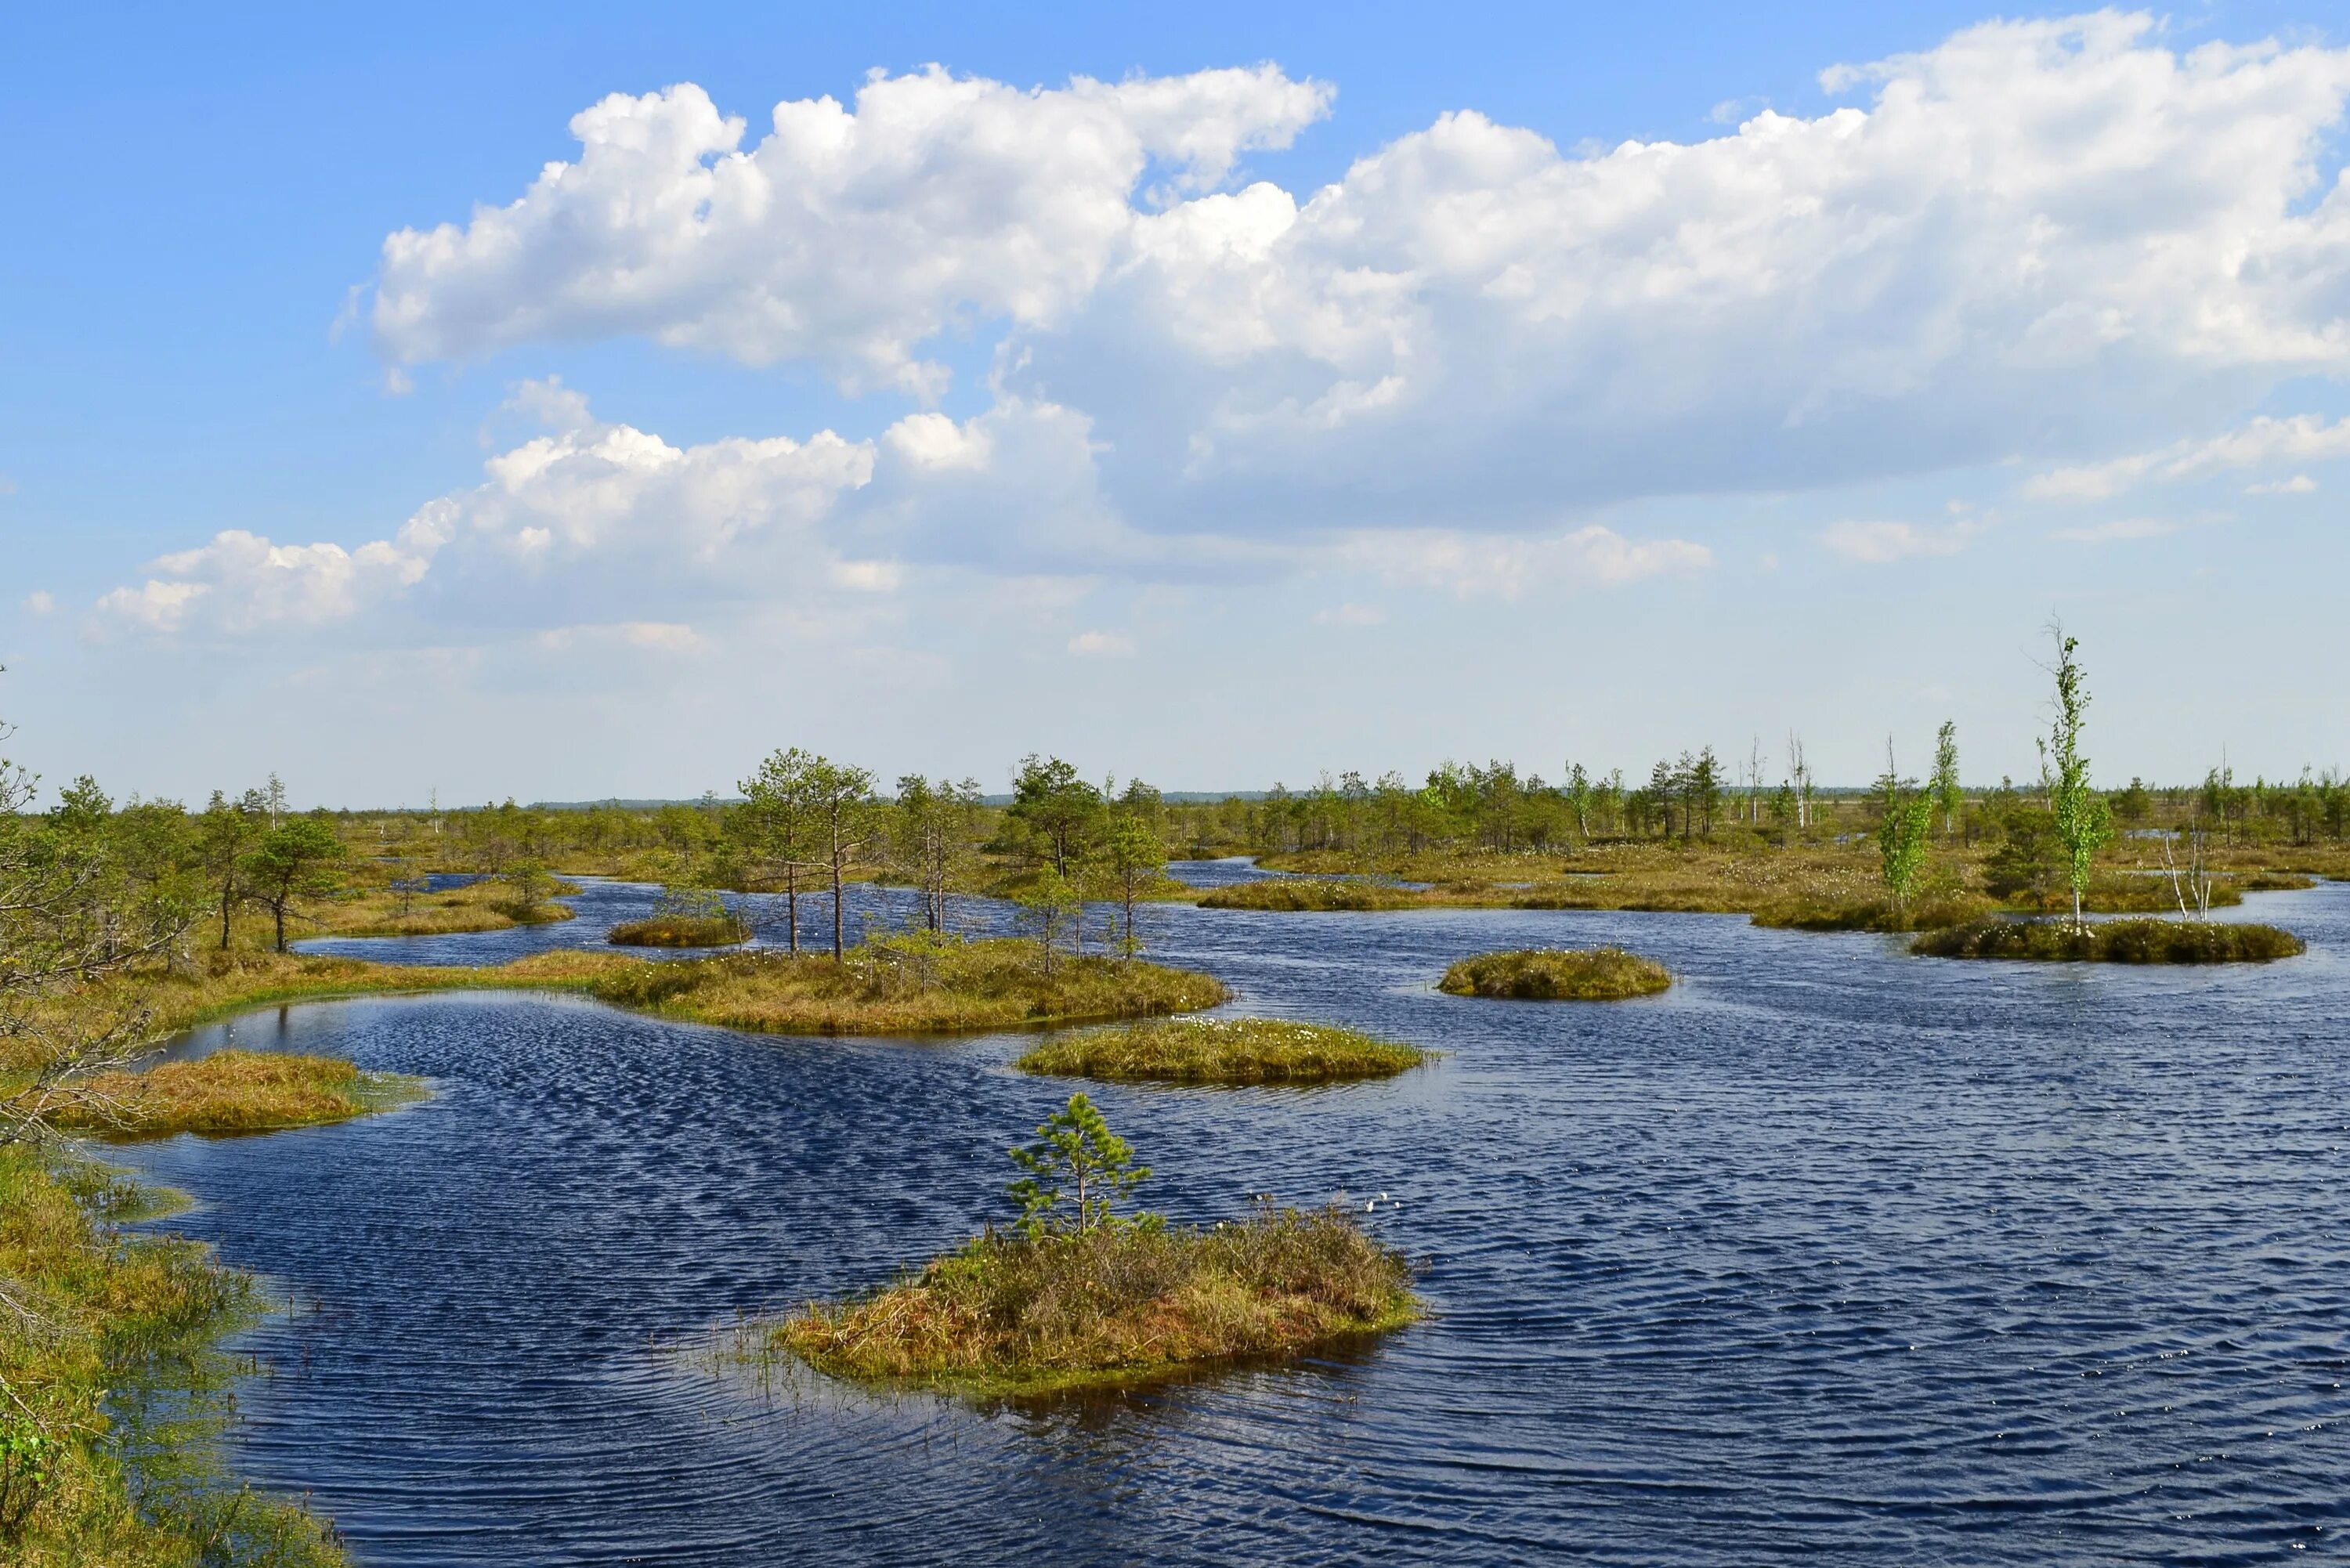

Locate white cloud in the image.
[2026,414,2350,499]
[1067,630,1137,657]
[1343,526,1712,598]
[537,620,710,654]
[96,382,874,638]
[1817,518,1978,563]
[2247,473,2318,494]
[371,17,2350,529]
[2048,511,2225,543]
[1313,602,1386,627]
[21,591,53,616]
[372,67,1332,395]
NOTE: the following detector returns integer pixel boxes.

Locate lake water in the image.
[113,869,2350,1563]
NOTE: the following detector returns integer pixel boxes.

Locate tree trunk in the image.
[273,898,287,953]
[219,883,234,950]
[783,865,800,954]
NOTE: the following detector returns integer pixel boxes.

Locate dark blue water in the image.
[116,869,2350,1564]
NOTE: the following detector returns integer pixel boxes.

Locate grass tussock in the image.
[1752,891,1994,932]
[774,1206,1419,1396]
[1911,917,2307,963]
[607,915,750,948]
[581,935,1227,1036]
[45,1051,423,1140]
[1016,1017,1428,1085]
[1195,878,1426,912]
[1437,947,1672,1000]
[0,1149,347,1564]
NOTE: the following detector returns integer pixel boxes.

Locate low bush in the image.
[1911,918,2305,963]
[1437,947,1671,1000]
[1016,1017,1427,1084]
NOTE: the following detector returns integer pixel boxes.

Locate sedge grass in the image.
[607,915,750,948]
[1016,1017,1428,1084]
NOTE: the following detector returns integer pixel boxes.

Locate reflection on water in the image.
[116,869,2350,1563]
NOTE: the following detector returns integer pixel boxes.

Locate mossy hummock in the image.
[1437,947,1671,1000]
[1016,1017,1428,1084]
[607,914,750,948]
[775,1206,1419,1397]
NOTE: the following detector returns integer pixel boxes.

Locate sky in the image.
[4,2,2348,807]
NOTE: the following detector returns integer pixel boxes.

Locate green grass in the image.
[0,1149,347,1565]
[1911,918,2306,963]
[1016,1017,1429,1084]
[1752,891,1993,932]
[607,915,750,948]
[580,934,1227,1035]
[45,1051,425,1140]
[772,1206,1419,1397]
[1437,947,1672,1000]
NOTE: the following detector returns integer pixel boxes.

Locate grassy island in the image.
[581,934,1225,1036]
[608,914,750,948]
[1438,947,1672,1000]
[1911,918,2305,964]
[773,1095,1418,1396]
[1016,1017,1428,1085]
[45,1050,425,1140]
[326,873,577,938]
[1196,878,1426,912]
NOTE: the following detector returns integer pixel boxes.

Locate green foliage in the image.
[1007,1092,1151,1237]
[1932,721,1962,836]
[1003,755,1103,877]
[240,818,345,952]
[1875,765,1936,908]
[2044,630,2114,928]
[1012,866,1082,976]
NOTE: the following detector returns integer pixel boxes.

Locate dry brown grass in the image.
[775,1206,1419,1396]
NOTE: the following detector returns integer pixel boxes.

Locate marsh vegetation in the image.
[1437,948,1672,1001]
[1016,1017,1428,1084]
[773,1095,1418,1396]
[1911,919,2306,964]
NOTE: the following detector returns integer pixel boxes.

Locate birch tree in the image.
[2043,627,2113,931]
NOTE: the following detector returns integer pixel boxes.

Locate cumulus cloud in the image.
[372,66,1332,395]
[2026,414,2350,499]
[2247,473,2318,494]
[1341,526,1712,598]
[1313,602,1386,627]
[97,381,876,638]
[1817,518,1979,563]
[370,16,2350,529]
[1067,630,1137,657]
[22,591,53,616]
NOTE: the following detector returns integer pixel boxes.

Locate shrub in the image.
[1197,879,1424,912]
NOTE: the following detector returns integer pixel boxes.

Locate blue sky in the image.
[4,2,2347,806]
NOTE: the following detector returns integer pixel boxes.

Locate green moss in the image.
[1437,947,1672,1000]
[1911,917,2306,963]
[1017,1017,1428,1084]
